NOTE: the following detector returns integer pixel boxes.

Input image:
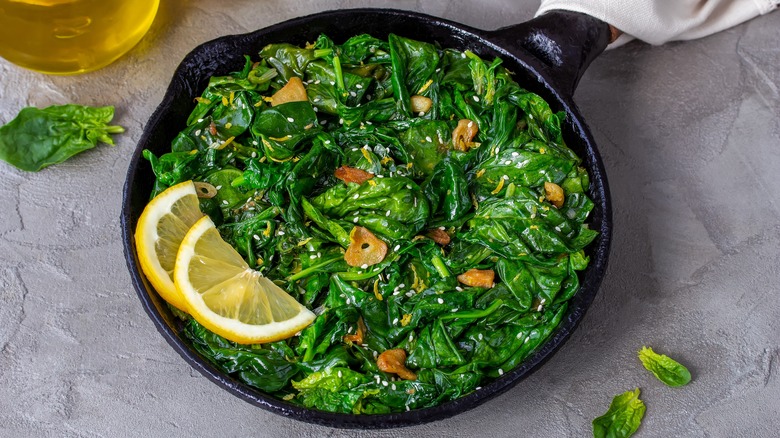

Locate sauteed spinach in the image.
[144,33,597,414]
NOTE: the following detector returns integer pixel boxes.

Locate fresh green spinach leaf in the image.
[638,346,692,387]
[593,388,646,438]
[0,104,123,171]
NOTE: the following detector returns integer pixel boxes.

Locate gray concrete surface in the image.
[1,1,778,436]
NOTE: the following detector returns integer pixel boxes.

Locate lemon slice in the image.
[174,216,315,344]
[135,181,204,311]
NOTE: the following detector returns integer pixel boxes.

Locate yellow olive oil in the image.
[0,0,159,74]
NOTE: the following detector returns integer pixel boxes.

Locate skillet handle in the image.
[487,10,611,95]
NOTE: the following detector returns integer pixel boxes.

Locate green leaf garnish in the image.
[638,346,692,387]
[0,104,124,171]
[593,388,646,438]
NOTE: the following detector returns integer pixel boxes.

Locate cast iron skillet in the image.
[121,8,612,429]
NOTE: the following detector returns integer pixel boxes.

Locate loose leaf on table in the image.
[638,346,692,387]
[592,388,646,438]
[0,104,124,171]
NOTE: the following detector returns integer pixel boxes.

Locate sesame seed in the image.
[473,95,480,102]
[517,332,523,339]
[452,308,459,312]
[461,52,466,58]
[253,234,260,240]
[330,81,336,86]
[339,118,344,124]
[476,386,482,390]
[498,369,504,375]
[320,119,327,125]
[216,185,222,190]
[437,298,444,304]
[310,255,317,259]
[512,151,519,157]
[287,117,295,123]
[409,334,414,342]
[467,121,473,128]
[353,217,359,223]
[505,160,512,165]
[385,210,391,217]
[393,291,400,296]
[313,107,318,112]
[425,136,432,142]
[314,79,321,85]
[398,284,405,288]
[349,91,357,97]
[406,291,415,298]
[393,245,400,251]
[393,318,399,325]
[373,351,378,358]
[382,381,388,387]
[406,405,411,412]
[524,336,530,343]
[391,383,397,390]
[478,333,484,340]
[194,129,201,136]
[251,151,257,158]
[503,175,509,180]
[278,230,285,236]
[317,252,321,258]
[361,263,368,269]
[197,118,204,123]
[537,304,544,311]
[455,286,463,292]
[324,140,331,144]
[222,200,229,205]
[353,194,359,199]
[338,370,342,377]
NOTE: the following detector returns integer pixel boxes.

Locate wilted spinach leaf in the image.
[146,33,600,415]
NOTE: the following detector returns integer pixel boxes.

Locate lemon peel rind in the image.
[135,180,200,312]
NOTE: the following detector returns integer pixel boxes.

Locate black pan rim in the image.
[121,7,612,429]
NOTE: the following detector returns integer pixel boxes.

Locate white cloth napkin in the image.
[537,0,778,47]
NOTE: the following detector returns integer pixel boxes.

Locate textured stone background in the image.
[1,1,778,436]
